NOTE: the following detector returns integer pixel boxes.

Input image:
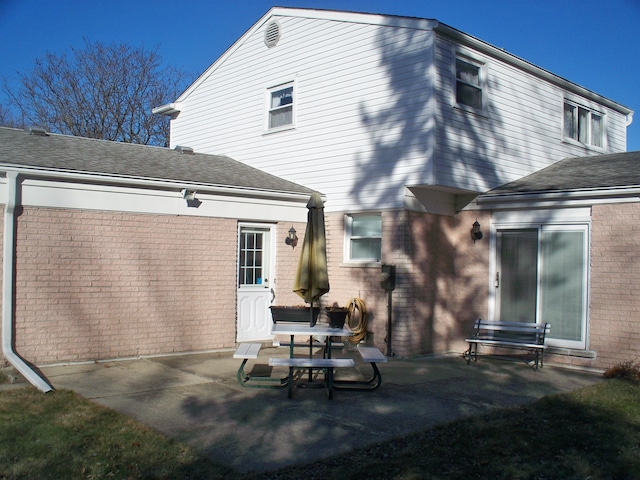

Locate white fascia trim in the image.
[476,187,640,210]
[0,164,311,203]
[151,103,182,115]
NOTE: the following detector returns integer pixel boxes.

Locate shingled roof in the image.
[0,127,314,195]
[485,150,640,196]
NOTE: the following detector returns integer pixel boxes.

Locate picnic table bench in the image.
[334,345,387,391]
[233,343,288,388]
[463,319,550,370]
[269,357,355,399]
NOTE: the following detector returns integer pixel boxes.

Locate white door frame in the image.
[489,209,590,350]
[236,223,276,342]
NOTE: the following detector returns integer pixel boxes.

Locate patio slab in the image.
[37,349,603,474]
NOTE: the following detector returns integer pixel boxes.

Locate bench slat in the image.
[465,339,545,349]
[233,343,262,359]
[269,358,355,368]
[358,345,388,363]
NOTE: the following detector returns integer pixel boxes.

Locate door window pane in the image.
[239,230,265,286]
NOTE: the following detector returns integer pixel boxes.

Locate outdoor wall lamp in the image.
[180,188,201,208]
[471,220,483,242]
[285,226,298,248]
[181,188,197,202]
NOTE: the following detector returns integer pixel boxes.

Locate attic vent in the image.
[264,20,281,48]
[27,126,48,136]
[174,145,194,154]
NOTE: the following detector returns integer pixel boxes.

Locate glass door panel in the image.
[497,229,538,323]
[541,228,586,345]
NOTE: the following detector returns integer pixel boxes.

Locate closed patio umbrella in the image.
[293,192,329,326]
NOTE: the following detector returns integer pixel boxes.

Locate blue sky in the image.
[1,0,639,151]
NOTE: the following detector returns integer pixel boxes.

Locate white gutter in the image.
[0,164,312,203]
[2,172,53,392]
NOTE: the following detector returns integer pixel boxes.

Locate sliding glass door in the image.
[495,225,588,349]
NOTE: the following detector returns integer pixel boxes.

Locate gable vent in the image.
[264,20,281,48]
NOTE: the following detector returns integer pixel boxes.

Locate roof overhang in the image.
[0,163,312,203]
[475,186,640,210]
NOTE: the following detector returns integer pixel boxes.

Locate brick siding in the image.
[9,207,238,364]
[589,203,640,370]
[323,209,489,357]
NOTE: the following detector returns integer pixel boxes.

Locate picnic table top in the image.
[272,323,352,336]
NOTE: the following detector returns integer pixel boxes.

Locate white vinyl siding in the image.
[170,17,436,212]
[169,12,630,212]
[433,34,627,193]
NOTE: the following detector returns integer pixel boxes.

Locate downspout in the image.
[2,172,53,392]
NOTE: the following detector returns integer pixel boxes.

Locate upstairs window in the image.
[455,54,485,111]
[563,101,604,148]
[268,83,294,130]
[345,214,382,262]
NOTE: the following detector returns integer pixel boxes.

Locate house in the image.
[157,7,635,369]
[0,126,314,388]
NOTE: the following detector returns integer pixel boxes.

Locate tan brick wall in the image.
[589,203,640,370]
[323,209,489,357]
[12,208,238,364]
[273,221,308,307]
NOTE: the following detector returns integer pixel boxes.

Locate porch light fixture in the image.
[181,188,197,202]
[285,226,298,248]
[180,188,201,208]
[471,220,483,242]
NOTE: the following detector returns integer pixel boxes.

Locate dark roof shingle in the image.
[0,127,314,195]
[486,151,640,196]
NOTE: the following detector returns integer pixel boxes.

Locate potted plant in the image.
[325,307,349,328]
[270,306,320,324]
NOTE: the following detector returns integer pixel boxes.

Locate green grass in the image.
[2,378,640,479]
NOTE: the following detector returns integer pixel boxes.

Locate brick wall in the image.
[323,209,489,357]
[11,207,238,364]
[589,203,640,370]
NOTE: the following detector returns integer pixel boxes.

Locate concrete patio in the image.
[34,348,602,474]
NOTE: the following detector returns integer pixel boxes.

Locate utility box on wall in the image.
[381,264,396,291]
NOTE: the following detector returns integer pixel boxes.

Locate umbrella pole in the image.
[309,302,313,382]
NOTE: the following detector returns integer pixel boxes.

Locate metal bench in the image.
[233,343,288,388]
[269,357,355,399]
[463,319,550,370]
[334,344,387,391]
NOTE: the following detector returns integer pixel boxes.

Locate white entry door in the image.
[237,225,274,342]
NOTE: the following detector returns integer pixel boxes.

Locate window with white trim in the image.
[268,83,294,130]
[455,54,485,111]
[345,214,382,262]
[563,101,604,148]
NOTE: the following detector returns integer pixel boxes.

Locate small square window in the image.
[345,214,382,262]
[268,83,294,130]
[563,101,604,148]
[455,55,484,111]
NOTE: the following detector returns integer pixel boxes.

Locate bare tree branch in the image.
[2,39,189,146]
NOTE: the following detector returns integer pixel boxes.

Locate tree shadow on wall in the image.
[349,26,539,354]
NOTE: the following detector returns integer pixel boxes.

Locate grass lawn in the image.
[1,377,640,479]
